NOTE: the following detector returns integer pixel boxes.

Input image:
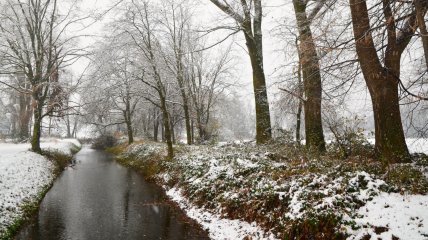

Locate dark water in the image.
[16,148,209,240]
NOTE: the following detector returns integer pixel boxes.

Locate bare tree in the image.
[120,0,175,158]
[158,0,194,145]
[291,0,330,152]
[208,0,272,144]
[348,0,428,162]
[0,0,84,152]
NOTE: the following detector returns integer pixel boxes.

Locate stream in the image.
[16,147,209,240]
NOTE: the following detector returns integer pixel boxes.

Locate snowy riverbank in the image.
[0,139,81,239]
[112,139,428,240]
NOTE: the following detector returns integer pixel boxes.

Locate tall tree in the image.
[123,0,175,158]
[0,0,61,152]
[349,0,427,162]
[0,0,83,152]
[186,41,233,143]
[292,0,327,152]
[159,0,193,145]
[208,0,272,144]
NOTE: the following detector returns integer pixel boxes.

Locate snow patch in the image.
[0,139,80,237]
[348,193,428,240]
[166,187,278,240]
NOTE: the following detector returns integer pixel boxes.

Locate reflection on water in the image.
[16,148,208,240]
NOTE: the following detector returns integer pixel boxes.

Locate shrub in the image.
[92,134,117,150]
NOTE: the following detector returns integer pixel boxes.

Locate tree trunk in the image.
[176,66,192,145]
[296,41,303,145]
[48,117,52,136]
[208,0,272,144]
[415,0,428,69]
[18,93,31,140]
[191,119,194,144]
[296,100,302,145]
[72,118,78,138]
[31,107,42,153]
[161,104,174,159]
[153,114,159,142]
[19,112,31,140]
[161,120,165,142]
[66,114,72,138]
[370,77,409,161]
[293,0,326,153]
[125,115,134,144]
[349,0,410,162]
[170,116,176,145]
[183,102,192,145]
[243,32,272,144]
[196,110,206,142]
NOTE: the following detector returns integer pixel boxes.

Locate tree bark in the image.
[244,32,272,144]
[183,101,192,144]
[153,110,159,142]
[292,0,326,153]
[191,119,194,144]
[415,0,428,69]
[66,114,72,138]
[31,106,42,153]
[349,0,410,162]
[160,99,174,159]
[371,78,409,161]
[296,60,303,145]
[125,114,134,144]
[18,91,32,140]
[176,59,192,145]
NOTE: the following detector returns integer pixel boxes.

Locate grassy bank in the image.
[107,142,167,181]
[109,141,428,239]
[1,142,81,240]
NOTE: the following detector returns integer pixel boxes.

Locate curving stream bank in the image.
[16,147,209,240]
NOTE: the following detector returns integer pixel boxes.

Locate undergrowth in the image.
[108,142,166,180]
[109,140,428,239]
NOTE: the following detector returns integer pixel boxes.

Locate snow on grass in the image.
[0,151,54,236]
[119,141,428,239]
[166,187,278,240]
[347,193,428,240]
[0,139,80,238]
[40,138,82,155]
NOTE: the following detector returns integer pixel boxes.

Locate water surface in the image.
[17,148,208,240]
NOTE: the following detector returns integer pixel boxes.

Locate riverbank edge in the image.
[107,143,278,239]
[2,143,82,240]
[106,143,212,239]
[106,142,428,240]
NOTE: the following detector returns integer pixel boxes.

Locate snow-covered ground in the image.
[0,138,80,238]
[118,140,428,240]
[166,187,277,240]
[351,138,428,240]
[348,193,428,240]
